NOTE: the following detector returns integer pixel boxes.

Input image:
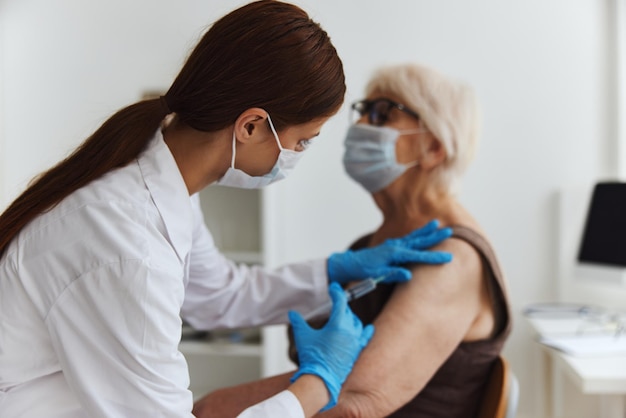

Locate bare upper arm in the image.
[323,237,488,417]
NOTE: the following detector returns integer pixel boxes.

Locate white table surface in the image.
[527,317,626,393]
[527,316,626,418]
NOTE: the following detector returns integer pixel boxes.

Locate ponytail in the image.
[0,98,170,258]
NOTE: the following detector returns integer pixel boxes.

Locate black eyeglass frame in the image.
[351,98,420,126]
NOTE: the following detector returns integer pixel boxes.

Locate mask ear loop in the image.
[398,117,429,136]
[398,128,428,135]
[397,127,429,168]
[403,160,420,170]
[229,131,238,168]
[265,114,284,151]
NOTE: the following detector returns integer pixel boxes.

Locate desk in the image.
[527,317,626,418]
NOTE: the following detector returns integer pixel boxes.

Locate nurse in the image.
[0,1,452,417]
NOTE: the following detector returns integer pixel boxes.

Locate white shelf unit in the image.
[179,340,262,401]
[199,185,263,260]
[178,184,293,400]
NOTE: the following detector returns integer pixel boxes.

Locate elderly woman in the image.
[193,63,511,418]
[313,62,513,417]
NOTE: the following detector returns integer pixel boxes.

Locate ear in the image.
[420,135,447,169]
[233,108,269,144]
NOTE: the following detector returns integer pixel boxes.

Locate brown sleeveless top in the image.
[289,225,512,418]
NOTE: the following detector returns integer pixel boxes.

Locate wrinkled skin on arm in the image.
[316,237,494,418]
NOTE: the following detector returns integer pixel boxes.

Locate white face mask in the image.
[216,113,303,189]
[343,124,425,193]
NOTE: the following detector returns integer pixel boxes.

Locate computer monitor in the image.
[576,182,626,285]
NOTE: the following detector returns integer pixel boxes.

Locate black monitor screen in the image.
[578,182,626,267]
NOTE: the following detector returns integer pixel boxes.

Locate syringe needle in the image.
[303,276,385,321]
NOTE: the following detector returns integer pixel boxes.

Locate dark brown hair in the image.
[0,0,345,258]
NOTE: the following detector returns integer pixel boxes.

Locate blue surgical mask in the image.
[216,113,303,189]
[342,124,424,193]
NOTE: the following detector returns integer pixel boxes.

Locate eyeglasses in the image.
[575,309,626,338]
[351,98,420,126]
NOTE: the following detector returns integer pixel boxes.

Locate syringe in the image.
[304,275,386,321]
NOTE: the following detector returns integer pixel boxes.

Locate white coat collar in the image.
[137,129,193,263]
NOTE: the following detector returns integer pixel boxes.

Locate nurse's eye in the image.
[296,139,313,152]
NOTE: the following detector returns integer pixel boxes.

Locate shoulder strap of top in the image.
[349,233,374,251]
[450,225,512,340]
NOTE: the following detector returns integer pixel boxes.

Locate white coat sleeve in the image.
[181,195,331,330]
[237,390,305,418]
[45,258,193,418]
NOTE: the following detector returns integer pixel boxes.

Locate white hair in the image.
[365,63,481,193]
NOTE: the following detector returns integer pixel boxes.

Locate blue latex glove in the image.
[289,282,375,411]
[327,219,453,284]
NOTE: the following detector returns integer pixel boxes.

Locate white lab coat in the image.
[0,130,330,418]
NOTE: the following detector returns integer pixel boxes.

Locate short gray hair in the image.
[365,63,481,192]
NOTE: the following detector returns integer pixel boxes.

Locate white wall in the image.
[0,1,618,417]
[0,2,6,206]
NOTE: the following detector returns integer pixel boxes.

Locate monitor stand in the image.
[574,263,626,286]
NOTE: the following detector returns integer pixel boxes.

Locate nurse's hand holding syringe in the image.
[289,282,375,410]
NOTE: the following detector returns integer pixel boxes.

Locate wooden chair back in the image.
[477,355,518,418]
